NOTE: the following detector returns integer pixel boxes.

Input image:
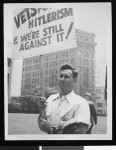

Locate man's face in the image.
[58,69,74,94]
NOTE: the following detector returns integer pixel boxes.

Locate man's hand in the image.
[38,118,52,134]
[39,97,47,110]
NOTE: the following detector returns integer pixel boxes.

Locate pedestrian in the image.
[38,63,91,134]
[84,93,97,134]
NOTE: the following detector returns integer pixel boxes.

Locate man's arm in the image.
[38,98,52,134]
[62,122,88,134]
[71,100,91,134]
[62,100,91,134]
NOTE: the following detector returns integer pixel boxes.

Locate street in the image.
[8,113,107,135]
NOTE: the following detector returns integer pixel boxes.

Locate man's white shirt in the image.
[46,91,91,129]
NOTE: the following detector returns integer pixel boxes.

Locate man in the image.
[84,93,97,134]
[38,63,91,134]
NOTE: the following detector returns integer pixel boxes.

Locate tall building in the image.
[21,29,96,99]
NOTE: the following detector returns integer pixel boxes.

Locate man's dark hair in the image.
[60,63,78,79]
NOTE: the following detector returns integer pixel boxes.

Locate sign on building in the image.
[13,8,76,60]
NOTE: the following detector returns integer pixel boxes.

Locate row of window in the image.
[22,71,40,78]
[23,64,40,72]
[96,89,102,93]
[44,58,75,69]
[79,58,94,66]
[22,75,58,88]
[23,57,40,65]
[77,34,94,43]
[44,51,75,62]
[77,42,94,51]
[22,73,94,88]
[22,78,40,85]
[45,69,58,76]
[77,50,94,58]
[78,74,94,82]
[44,76,58,84]
[79,83,94,91]
[23,69,59,79]
[79,66,93,74]
[23,66,94,79]
[23,59,75,72]
[97,103,103,107]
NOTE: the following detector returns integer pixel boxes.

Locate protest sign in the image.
[13,8,76,60]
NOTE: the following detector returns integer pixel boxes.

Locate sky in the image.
[4,3,111,87]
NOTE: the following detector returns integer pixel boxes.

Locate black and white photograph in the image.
[4,3,112,140]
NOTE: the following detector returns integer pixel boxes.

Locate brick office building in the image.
[21,29,96,98]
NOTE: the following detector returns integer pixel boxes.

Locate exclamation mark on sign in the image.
[65,22,74,39]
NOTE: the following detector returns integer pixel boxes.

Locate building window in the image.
[90,53,94,58]
[49,70,51,76]
[45,70,48,76]
[79,75,82,81]
[77,50,82,56]
[62,60,66,64]
[35,57,39,63]
[97,96,100,99]
[97,103,103,107]
[84,74,89,82]
[84,67,89,73]
[27,59,30,65]
[90,37,94,43]
[90,60,94,66]
[97,110,103,114]
[33,58,36,63]
[33,65,35,70]
[37,71,39,76]
[33,72,36,77]
[54,61,58,67]
[79,66,82,72]
[96,89,98,93]
[44,77,48,84]
[62,52,66,58]
[83,59,89,65]
[70,50,75,57]
[44,63,49,68]
[91,76,93,82]
[90,68,93,74]
[83,51,89,57]
[79,58,82,64]
[86,44,90,50]
[91,84,94,90]
[37,78,39,84]
[70,58,74,64]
